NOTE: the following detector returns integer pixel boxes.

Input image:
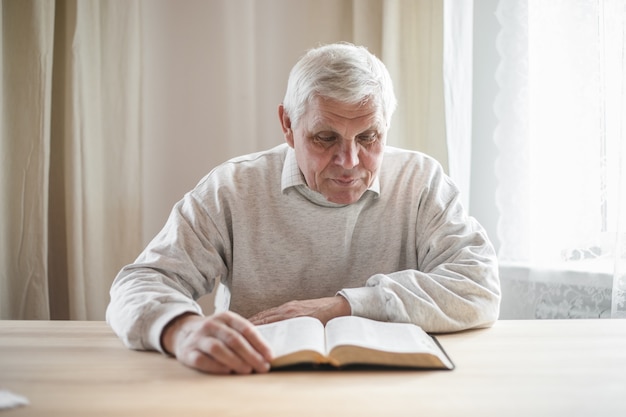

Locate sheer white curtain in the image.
[2,0,448,320]
[442,0,473,209]
[493,0,626,318]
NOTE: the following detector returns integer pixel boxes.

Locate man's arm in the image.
[106,189,232,354]
[340,210,501,333]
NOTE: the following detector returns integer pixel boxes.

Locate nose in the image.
[334,141,359,169]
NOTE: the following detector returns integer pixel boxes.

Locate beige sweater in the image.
[106,144,501,352]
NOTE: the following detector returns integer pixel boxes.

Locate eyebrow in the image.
[308,118,384,134]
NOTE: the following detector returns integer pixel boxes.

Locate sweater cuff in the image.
[147,304,203,354]
[338,285,389,322]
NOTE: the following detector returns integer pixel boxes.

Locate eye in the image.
[313,133,337,144]
[357,132,378,145]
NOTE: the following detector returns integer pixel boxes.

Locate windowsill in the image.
[499,261,613,320]
[500,260,614,288]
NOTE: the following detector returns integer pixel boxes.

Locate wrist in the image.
[161,312,201,355]
[335,295,352,317]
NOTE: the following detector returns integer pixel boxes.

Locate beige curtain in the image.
[382,0,447,168]
[1,0,446,320]
[1,0,55,319]
[350,0,447,165]
[1,0,142,320]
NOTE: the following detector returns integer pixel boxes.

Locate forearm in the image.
[346,189,502,332]
[340,265,500,332]
[106,196,228,352]
[106,268,204,352]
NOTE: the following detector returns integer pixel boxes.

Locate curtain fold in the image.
[1,0,55,319]
[494,0,530,263]
[614,137,626,317]
[442,0,473,208]
[1,0,142,320]
[59,0,143,319]
[609,1,626,318]
[381,0,448,172]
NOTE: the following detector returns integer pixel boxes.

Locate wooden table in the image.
[1,319,625,416]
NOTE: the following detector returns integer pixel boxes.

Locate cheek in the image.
[311,156,334,182]
[361,149,384,174]
[296,149,328,188]
[303,147,332,173]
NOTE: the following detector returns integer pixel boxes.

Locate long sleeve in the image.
[339,157,501,332]
[106,192,227,352]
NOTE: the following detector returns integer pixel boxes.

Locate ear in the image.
[278,104,295,148]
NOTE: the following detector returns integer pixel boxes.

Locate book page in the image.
[325,316,443,356]
[256,317,326,365]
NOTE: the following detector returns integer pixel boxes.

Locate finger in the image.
[174,323,245,374]
[180,347,238,375]
[196,335,254,374]
[235,320,275,362]
[248,305,292,325]
[248,309,279,325]
[211,313,272,373]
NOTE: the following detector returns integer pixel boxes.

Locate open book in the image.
[255,316,454,370]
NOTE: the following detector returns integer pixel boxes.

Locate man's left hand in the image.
[248,295,351,325]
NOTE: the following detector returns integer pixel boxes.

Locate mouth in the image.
[332,178,358,187]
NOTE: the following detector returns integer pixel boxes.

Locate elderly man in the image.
[106,42,500,375]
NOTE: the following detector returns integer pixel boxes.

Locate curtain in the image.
[381,0,448,172]
[442,0,473,209]
[1,0,55,319]
[1,0,142,320]
[1,0,448,320]
[492,0,626,318]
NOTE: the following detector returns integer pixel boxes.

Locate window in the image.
[471,0,626,318]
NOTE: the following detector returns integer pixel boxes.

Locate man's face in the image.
[280,96,387,205]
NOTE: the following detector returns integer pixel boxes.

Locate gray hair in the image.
[282,43,397,129]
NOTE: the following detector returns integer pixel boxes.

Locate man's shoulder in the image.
[225,143,289,163]
[193,144,288,193]
[207,143,288,177]
[224,143,289,166]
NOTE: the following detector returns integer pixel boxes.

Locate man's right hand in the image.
[161,311,273,375]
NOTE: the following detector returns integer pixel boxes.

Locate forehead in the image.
[303,96,385,130]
